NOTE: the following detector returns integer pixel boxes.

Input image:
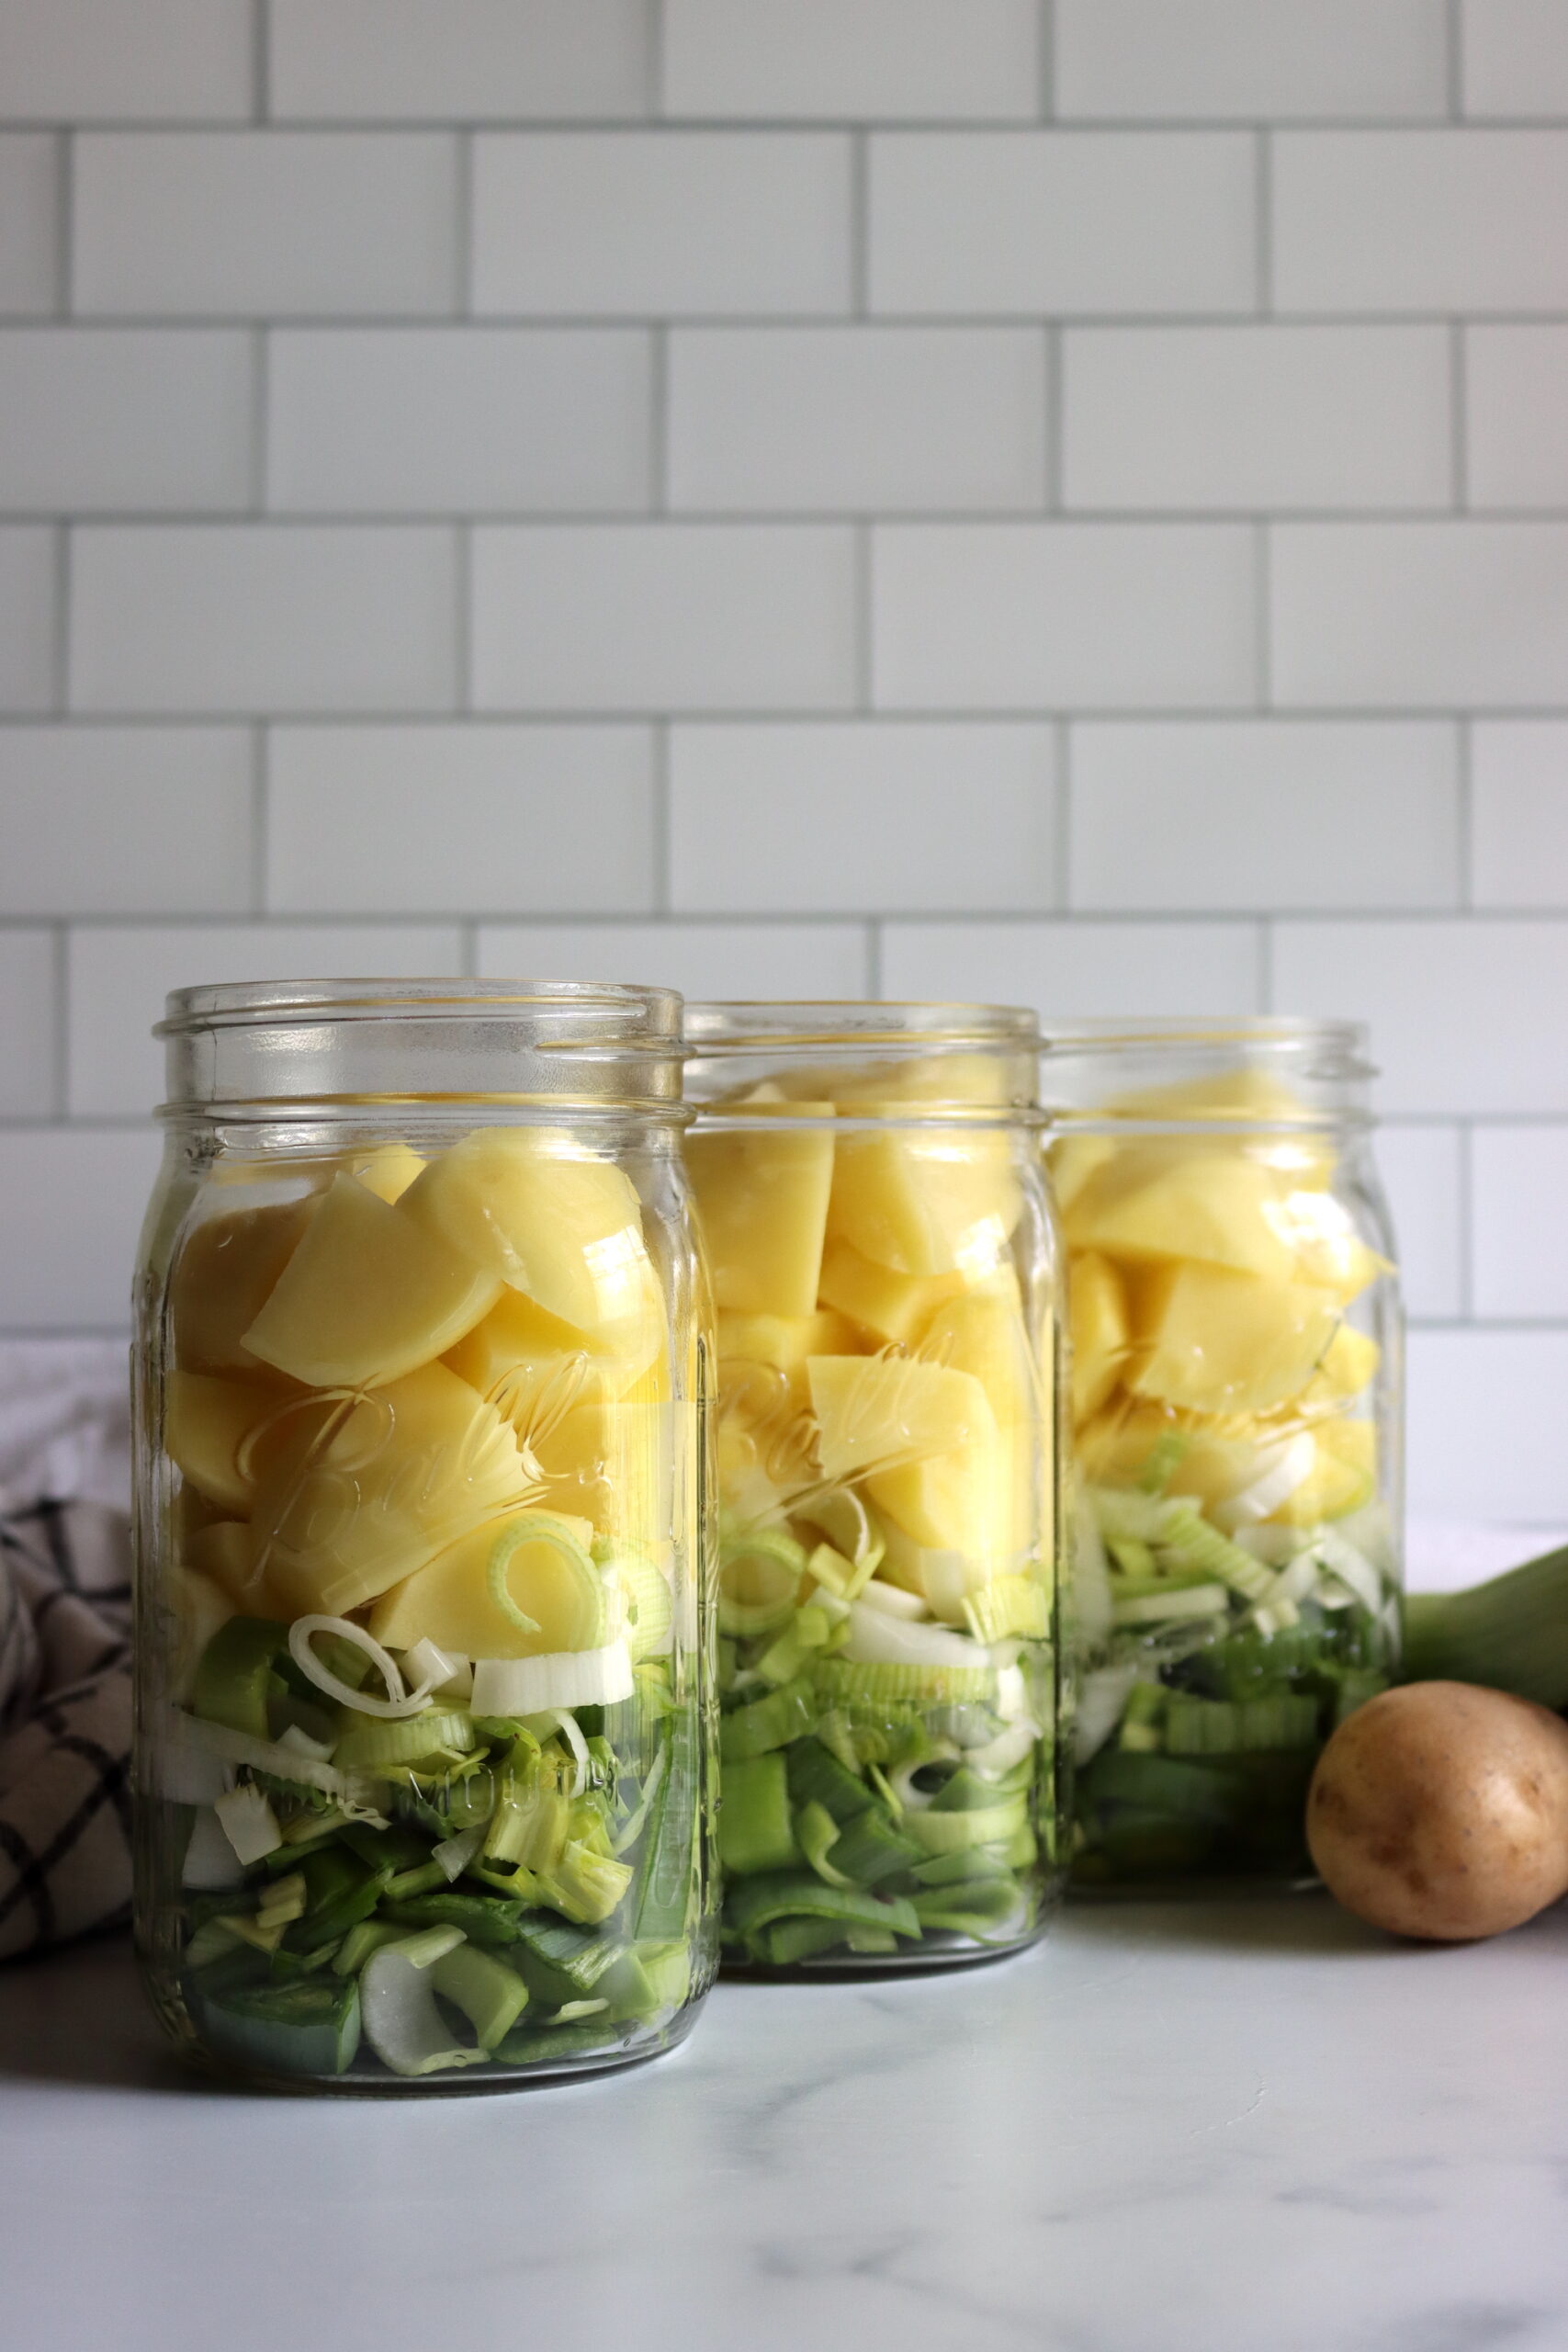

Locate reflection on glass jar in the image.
[1047,1022,1403,1887]
[133,979,716,2091]
[683,1002,1066,1974]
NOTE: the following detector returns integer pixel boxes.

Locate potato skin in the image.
[1306,1680,1568,1942]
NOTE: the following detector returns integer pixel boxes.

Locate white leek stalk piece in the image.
[360,1927,490,2078]
[214,1783,282,1865]
[469,1639,634,1716]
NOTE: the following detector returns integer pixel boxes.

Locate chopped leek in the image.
[360,1927,491,2078]
[197,1973,362,2079]
[214,1783,281,1865]
[726,1873,920,1946]
[717,1526,807,1636]
[963,1574,1049,1645]
[288,1615,445,1721]
[815,1657,994,1706]
[332,1709,477,1770]
[428,1942,529,2050]
[720,1675,818,1760]
[191,1617,291,1741]
[717,1753,799,1876]
[469,1642,634,1716]
[795,1799,857,1890]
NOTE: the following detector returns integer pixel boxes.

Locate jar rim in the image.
[682,999,1043,1054]
[157,976,682,1036]
[1043,1015,1371,1069]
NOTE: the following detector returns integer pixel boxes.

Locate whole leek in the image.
[1403,1544,1568,1712]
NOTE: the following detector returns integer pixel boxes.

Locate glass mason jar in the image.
[1045,1021,1403,1887]
[133,979,716,2091]
[682,1002,1066,1973]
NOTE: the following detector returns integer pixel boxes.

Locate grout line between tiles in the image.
[1450,321,1468,511]
[865,919,884,998]
[1039,0,1055,121]
[1253,520,1271,710]
[1255,129,1272,317]
[1256,919,1274,1012]
[1447,0,1465,120]
[850,129,869,319]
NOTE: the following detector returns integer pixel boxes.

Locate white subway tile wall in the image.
[1,6,1565,1520]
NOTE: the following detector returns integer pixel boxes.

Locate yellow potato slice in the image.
[250,1362,531,1616]
[185,1520,256,1604]
[686,1114,836,1317]
[165,1369,289,1516]
[1066,1143,1299,1284]
[807,1354,994,1484]
[242,1174,500,1389]
[367,1509,602,1659]
[1298,1322,1381,1409]
[1267,1418,1377,1525]
[525,1385,676,1551]
[345,1141,426,1203]
[716,1307,858,1487]
[816,1238,964,1346]
[827,1130,1019,1278]
[446,1276,666,1442]
[915,1274,1038,1428]
[170,1199,314,1374]
[407,1128,649,1336]
[1126,1260,1339,1417]
[1046,1133,1115,1216]
[1069,1250,1129,1425]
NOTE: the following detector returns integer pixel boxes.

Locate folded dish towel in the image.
[0,1341,133,1962]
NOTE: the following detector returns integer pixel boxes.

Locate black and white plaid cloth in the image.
[0,1499,132,1960]
[0,1340,134,1962]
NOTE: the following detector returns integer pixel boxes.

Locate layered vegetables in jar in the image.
[142,1129,709,2086]
[686,1055,1060,1969]
[1058,1073,1399,1883]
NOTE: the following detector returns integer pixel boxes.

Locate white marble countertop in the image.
[5,1899,1566,2352]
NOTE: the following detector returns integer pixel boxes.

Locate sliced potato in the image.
[242,1174,501,1390]
[170,1199,314,1374]
[407,1128,648,1335]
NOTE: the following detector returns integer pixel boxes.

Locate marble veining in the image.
[3,1901,1567,2352]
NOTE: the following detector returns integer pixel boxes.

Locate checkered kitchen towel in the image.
[0,1341,134,1962]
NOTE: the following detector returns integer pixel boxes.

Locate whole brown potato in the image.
[1307,1680,1568,1942]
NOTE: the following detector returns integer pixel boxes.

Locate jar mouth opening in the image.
[682,999,1043,1056]
[1043,1015,1371,1071]
[157,976,682,1038]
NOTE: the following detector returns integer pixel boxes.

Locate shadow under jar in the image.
[1047,1021,1404,1889]
[683,1002,1066,1974]
[133,979,717,2092]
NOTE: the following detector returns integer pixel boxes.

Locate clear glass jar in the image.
[1045,1021,1403,1887]
[133,979,716,2091]
[683,1002,1066,1973]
